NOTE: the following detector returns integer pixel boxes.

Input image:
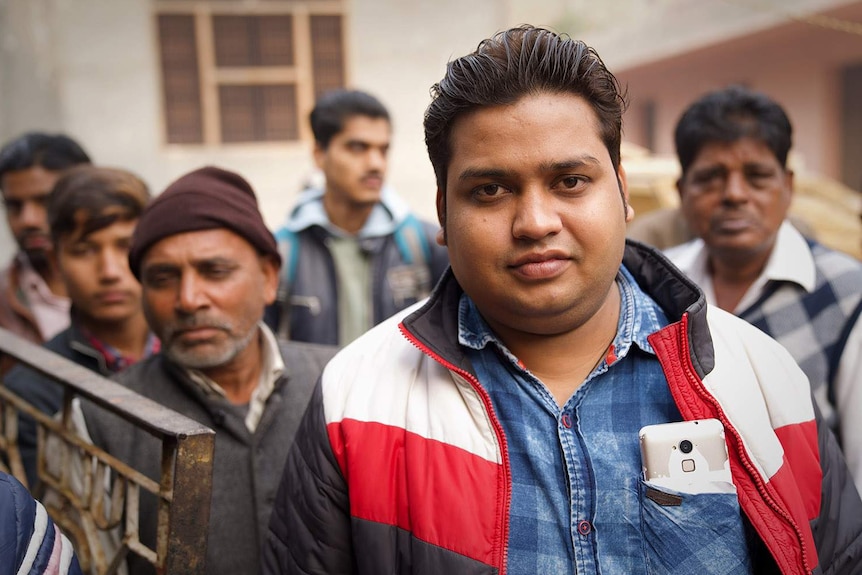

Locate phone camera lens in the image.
[679,440,693,454]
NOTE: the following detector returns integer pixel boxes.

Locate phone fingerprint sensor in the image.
[682,459,696,472]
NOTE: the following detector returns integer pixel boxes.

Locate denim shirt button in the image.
[561,413,572,428]
[577,520,592,536]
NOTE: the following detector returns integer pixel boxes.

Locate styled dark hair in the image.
[0,132,91,189]
[310,89,391,148]
[424,25,627,192]
[48,165,150,243]
[674,85,793,175]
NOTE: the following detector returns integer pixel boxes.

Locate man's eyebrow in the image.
[141,262,179,276]
[539,156,602,171]
[457,156,603,182]
[458,167,514,182]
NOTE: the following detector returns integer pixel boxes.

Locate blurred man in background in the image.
[0,132,91,374]
[269,89,448,346]
[665,85,862,492]
[3,165,154,488]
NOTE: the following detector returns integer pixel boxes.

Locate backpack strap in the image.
[393,214,431,265]
[272,227,301,339]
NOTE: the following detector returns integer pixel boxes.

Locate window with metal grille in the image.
[156,3,346,145]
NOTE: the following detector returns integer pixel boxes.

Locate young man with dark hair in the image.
[270,89,449,346]
[0,132,91,374]
[264,27,862,575]
[665,85,862,493]
[3,165,156,488]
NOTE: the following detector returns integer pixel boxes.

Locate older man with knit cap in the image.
[76,166,336,575]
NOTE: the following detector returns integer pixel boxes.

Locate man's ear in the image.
[261,255,280,306]
[785,168,795,198]
[618,163,634,223]
[435,187,447,246]
[312,143,326,170]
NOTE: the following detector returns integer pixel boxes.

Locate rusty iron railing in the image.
[0,328,215,575]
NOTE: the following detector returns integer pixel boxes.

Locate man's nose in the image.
[176,273,208,312]
[19,200,46,228]
[722,171,749,203]
[367,148,387,172]
[512,188,562,240]
[98,251,123,281]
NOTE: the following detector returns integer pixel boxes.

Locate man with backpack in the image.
[269,89,449,346]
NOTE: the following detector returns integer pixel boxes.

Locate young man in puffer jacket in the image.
[264,26,862,575]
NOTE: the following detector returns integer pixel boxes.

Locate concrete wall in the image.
[0,0,512,266]
[580,1,862,187]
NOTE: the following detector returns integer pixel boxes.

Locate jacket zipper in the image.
[399,323,512,575]
[673,314,813,574]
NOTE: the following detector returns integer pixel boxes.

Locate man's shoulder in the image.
[0,255,21,284]
[322,305,426,385]
[278,340,338,368]
[112,353,169,392]
[808,240,862,275]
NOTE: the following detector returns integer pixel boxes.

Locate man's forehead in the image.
[141,227,253,264]
[1,166,61,196]
[339,115,391,137]
[691,138,780,165]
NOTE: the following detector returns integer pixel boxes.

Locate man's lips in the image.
[361,175,383,188]
[20,233,51,250]
[171,326,225,343]
[94,290,133,304]
[712,215,755,234]
[509,251,570,279]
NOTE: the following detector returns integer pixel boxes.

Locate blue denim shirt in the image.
[459,265,752,575]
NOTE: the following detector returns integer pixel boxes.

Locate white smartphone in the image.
[639,418,735,494]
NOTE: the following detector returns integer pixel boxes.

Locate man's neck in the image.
[24,252,67,297]
[708,247,772,312]
[322,193,375,235]
[79,312,151,359]
[490,283,621,408]
[199,330,264,405]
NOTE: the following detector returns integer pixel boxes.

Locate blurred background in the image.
[1,0,860,264]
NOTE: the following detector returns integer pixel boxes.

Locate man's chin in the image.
[21,247,52,268]
[165,344,237,371]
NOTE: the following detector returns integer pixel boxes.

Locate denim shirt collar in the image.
[458,264,667,370]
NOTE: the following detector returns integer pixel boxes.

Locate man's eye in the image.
[145,275,169,288]
[203,267,232,279]
[746,171,774,186]
[692,172,723,187]
[474,184,506,199]
[143,271,175,288]
[558,176,586,190]
[3,200,22,214]
[69,244,95,257]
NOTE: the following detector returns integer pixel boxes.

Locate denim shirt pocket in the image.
[638,479,753,575]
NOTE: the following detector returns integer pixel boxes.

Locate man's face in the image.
[139,228,278,372]
[314,115,390,207]
[438,92,632,337]
[57,216,142,326]
[678,137,792,264]
[1,167,62,262]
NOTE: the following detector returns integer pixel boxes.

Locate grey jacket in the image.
[81,338,335,575]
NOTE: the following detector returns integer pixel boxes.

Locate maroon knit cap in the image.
[128,166,280,279]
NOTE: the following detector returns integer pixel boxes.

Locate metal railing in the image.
[0,327,215,575]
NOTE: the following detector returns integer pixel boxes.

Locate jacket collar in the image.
[401,241,713,376]
[282,185,412,239]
